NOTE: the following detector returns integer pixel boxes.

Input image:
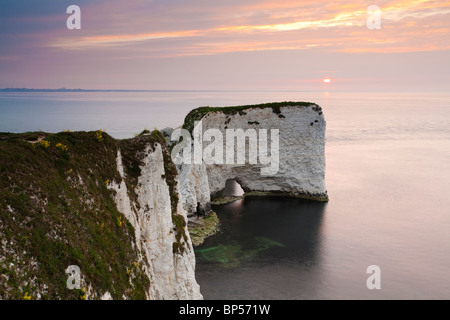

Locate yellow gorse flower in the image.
[80,287,87,300]
[96,130,104,142]
[38,140,50,148]
[55,143,68,152]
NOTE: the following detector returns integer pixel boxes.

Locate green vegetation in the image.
[188,212,220,247]
[0,130,165,299]
[244,191,329,202]
[182,101,319,133]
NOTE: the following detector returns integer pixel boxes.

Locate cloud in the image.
[43,0,450,56]
[1,0,449,90]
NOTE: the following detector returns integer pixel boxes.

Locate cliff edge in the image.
[0,130,201,300]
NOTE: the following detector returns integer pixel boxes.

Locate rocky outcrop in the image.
[178,163,211,217]
[176,102,328,217]
[204,104,327,200]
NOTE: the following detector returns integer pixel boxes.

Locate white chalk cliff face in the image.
[177,104,328,217]
[108,103,326,299]
[178,163,211,216]
[109,144,202,300]
[203,105,327,200]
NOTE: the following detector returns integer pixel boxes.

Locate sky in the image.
[0,0,449,91]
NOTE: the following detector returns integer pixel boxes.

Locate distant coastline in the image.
[0,88,319,93]
[0,88,216,93]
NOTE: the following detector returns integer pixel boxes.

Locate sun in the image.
[323,78,332,84]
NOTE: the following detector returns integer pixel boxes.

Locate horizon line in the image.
[1,88,448,94]
[0,88,320,93]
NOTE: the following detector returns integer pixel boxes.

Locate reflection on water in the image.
[195,197,327,299]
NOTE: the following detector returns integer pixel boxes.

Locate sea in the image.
[1,91,449,299]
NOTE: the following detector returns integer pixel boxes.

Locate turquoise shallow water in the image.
[1,91,450,299]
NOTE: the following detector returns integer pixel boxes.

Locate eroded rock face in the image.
[178,163,211,217]
[109,145,202,300]
[177,103,328,217]
[202,105,327,200]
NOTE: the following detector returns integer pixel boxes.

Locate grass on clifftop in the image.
[182,101,320,133]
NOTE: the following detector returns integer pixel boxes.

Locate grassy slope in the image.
[0,130,179,300]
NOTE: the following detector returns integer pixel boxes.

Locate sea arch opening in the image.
[222,179,245,198]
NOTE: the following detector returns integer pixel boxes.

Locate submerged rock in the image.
[188,212,220,247]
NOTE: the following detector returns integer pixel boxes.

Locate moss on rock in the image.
[182,101,320,133]
[188,212,220,247]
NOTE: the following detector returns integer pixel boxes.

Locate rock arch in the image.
[178,102,328,217]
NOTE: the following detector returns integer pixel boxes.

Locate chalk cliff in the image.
[177,102,328,217]
[108,143,202,300]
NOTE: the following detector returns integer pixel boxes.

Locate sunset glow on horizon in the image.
[0,0,449,91]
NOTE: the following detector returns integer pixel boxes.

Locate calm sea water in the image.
[1,91,450,299]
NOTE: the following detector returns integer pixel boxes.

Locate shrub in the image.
[38,140,50,148]
[96,130,105,142]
